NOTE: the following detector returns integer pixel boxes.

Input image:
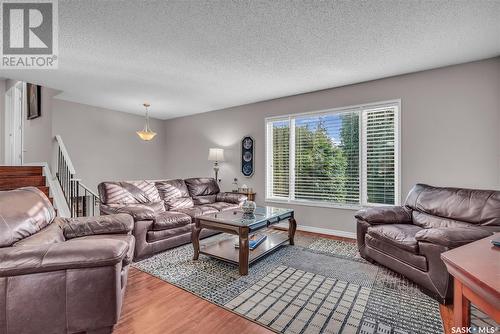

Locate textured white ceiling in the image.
[1,0,499,119]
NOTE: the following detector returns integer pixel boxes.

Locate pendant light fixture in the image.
[136,103,157,141]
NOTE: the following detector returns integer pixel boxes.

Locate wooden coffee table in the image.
[441,233,500,329]
[192,206,296,275]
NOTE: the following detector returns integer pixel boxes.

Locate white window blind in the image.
[266,101,399,207]
[267,119,290,198]
[362,106,398,205]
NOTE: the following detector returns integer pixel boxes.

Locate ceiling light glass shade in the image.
[137,103,157,141]
[208,148,225,161]
[136,130,157,141]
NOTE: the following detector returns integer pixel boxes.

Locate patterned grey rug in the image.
[133,230,452,334]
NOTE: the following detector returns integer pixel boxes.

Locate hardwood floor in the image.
[114,267,273,334]
[114,231,454,334]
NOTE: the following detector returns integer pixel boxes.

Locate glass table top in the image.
[198,206,293,227]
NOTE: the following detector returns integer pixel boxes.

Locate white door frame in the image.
[4,82,24,165]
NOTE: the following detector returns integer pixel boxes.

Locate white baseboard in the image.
[274,222,356,239]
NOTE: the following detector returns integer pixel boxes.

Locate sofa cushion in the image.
[147,225,193,243]
[415,226,492,248]
[184,178,220,197]
[175,205,218,218]
[152,211,192,231]
[367,224,423,253]
[100,202,165,220]
[205,202,239,212]
[155,179,195,210]
[365,234,428,271]
[193,195,217,205]
[167,197,195,210]
[412,210,474,229]
[405,184,500,226]
[216,192,247,204]
[98,181,161,204]
[156,179,190,198]
[0,187,56,247]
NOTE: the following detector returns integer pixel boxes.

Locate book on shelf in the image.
[234,233,267,250]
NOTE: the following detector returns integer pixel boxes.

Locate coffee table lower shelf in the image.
[192,206,297,275]
[200,232,289,265]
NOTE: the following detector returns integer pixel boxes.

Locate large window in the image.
[265,101,400,207]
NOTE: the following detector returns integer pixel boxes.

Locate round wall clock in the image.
[241,136,254,177]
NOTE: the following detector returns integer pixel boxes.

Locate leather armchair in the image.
[0,187,135,334]
[356,184,500,304]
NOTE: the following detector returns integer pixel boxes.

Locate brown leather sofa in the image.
[99,177,247,260]
[356,184,500,304]
[0,187,135,334]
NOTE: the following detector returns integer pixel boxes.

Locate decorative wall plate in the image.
[243,151,252,162]
[241,136,254,177]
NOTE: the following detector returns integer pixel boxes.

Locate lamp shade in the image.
[137,102,157,141]
[208,148,225,161]
[136,130,157,141]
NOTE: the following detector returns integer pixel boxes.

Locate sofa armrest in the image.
[216,192,247,205]
[355,206,412,225]
[100,203,156,220]
[59,214,134,239]
[415,227,492,249]
[0,239,129,277]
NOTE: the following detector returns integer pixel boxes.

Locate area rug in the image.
[134,231,449,334]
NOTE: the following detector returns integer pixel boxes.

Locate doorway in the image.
[4,82,24,165]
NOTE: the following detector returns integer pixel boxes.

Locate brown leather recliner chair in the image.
[356,184,500,304]
[99,177,247,260]
[0,187,135,334]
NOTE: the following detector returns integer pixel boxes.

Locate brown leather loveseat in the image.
[356,184,500,304]
[0,187,135,334]
[99,177,247,260]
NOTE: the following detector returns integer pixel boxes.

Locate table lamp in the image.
[208,148,225,182]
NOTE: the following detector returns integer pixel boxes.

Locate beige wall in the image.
[0,80,18,165]
[52,99,167,192]
[2,58,499,234]
[163,58,500,234]
[2,83,168,193]
[0,79,5,164]
[23,86,58,164]
[0,81,56,165]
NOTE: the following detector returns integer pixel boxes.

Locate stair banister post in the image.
[75,179,80,217]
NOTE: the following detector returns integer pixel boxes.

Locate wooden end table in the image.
[232,191,256,201]
[192,206,296,275]
[441,233,500,329]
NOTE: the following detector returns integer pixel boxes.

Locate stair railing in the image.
[55,135,99,217]
[68,178,100,217]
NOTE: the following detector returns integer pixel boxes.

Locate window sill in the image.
[265,198,363,211]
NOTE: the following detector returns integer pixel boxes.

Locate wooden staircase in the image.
[0,166,53,203]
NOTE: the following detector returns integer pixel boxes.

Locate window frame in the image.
[265,99,401,210]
